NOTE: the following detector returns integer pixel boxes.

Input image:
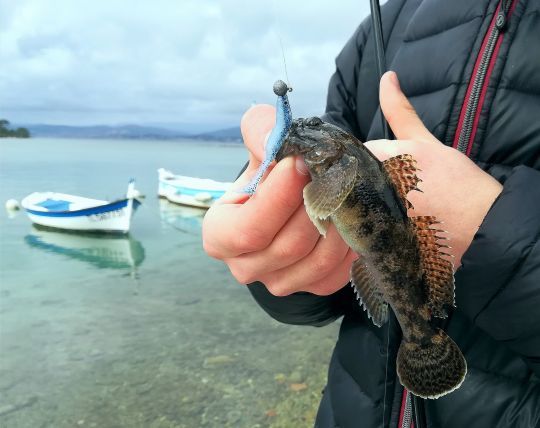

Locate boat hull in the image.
[24,199,141,233]
[157,169,232,209]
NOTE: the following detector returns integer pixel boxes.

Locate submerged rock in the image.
[203,355,236,368]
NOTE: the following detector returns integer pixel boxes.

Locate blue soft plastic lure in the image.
[241,80,293,195]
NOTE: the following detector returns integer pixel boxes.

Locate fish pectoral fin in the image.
[303,154,358,227]
[308,216,331,237]
[351,259,388,327]
[411,216,455,318]
[382,154,421,209]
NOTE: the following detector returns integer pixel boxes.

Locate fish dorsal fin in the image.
[382,154,421,209]
[303,155,358,235]
[351,259,388,327]
[411,216,455,318]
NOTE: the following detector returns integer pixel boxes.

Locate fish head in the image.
[276,117,363,175]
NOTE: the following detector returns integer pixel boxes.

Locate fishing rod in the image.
[370,0,394,141]
[369,2,427,428]
[369,3,393,427]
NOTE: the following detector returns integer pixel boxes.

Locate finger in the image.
[241,104,276,162]
[363,138,404,161]
[216,161,275,205]
[202,156,310,258]
[308,250,358,296]
[379,71,437,143]
[262,224,350,296]
[363,138,424,162]
[225,205,320,283]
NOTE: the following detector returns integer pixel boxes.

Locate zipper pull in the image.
[496,0,509,31]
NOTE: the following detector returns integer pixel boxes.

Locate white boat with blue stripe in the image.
[158,168,232,208]
[21,181,142,233]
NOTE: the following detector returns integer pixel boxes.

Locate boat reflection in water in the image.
[158,199,206,235]
[24,225,145,272]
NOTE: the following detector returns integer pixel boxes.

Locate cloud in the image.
[0,0,370,129]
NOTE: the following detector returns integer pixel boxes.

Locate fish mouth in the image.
[276,118,318,161]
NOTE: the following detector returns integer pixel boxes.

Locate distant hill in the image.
[22,124,242,142]
[194,126,242,142]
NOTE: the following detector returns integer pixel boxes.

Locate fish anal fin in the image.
[382,154,421,209]
[351,259,388,327]
[303,155,358,230]
[411,215,455,318]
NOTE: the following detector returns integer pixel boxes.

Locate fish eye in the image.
[306,117,323,127]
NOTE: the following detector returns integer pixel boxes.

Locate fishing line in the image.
[271,0,291,89]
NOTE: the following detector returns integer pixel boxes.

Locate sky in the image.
[0,1,371,131]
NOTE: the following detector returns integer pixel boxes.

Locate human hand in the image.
[202,105,356,296]
[366,71,503,268]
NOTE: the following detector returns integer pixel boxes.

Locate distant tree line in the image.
[0,119,30,138]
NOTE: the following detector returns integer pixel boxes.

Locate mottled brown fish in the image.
[276,117,467,399]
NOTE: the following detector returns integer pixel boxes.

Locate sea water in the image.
[0,138,339,428]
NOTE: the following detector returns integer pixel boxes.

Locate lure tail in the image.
[241,160,272,195]
[396,330,467,399]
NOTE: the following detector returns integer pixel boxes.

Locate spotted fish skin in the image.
[276,117,466,399]
[241,80,293,195]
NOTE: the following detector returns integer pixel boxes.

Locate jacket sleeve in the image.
[455,165,540,375]
[247,282,358,327]
[246,24,372,327]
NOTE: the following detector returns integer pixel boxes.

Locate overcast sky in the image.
[0,1,371,131]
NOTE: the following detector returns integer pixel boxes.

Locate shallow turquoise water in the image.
[0,138,339,428]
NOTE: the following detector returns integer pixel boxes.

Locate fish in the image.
[275,117,467,399]
[241,80,293,195]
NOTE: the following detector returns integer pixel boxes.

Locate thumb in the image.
[379,71,437,143]
[216,104,275,205]
[240,104,276,163]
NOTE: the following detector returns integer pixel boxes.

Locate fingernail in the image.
[387,71,401,90]
[295,157,309,175]
[263,132,271,150]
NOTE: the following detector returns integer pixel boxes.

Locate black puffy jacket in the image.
[248,0,540,427]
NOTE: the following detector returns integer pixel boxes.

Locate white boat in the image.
[21,181,142,233]
[158,168,232,208]
[25,226,145,270]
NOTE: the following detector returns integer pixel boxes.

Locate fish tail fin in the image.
[397,330,466,399]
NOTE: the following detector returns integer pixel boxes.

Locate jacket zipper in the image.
[398,389,414,428]
[453,0,517,156]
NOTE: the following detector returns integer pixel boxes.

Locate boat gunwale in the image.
[24,198,140,217]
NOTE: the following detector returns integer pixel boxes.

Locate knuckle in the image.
[310,284,336,296]
[313,250,342,275]
[202,240,220,259]
[312,270,351,297]
[273,239,306,261]
[274,189,300,212]
[229,264,256,285]
[312,254,335,275]
[232,228,269,253]
[266,281,291,297]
